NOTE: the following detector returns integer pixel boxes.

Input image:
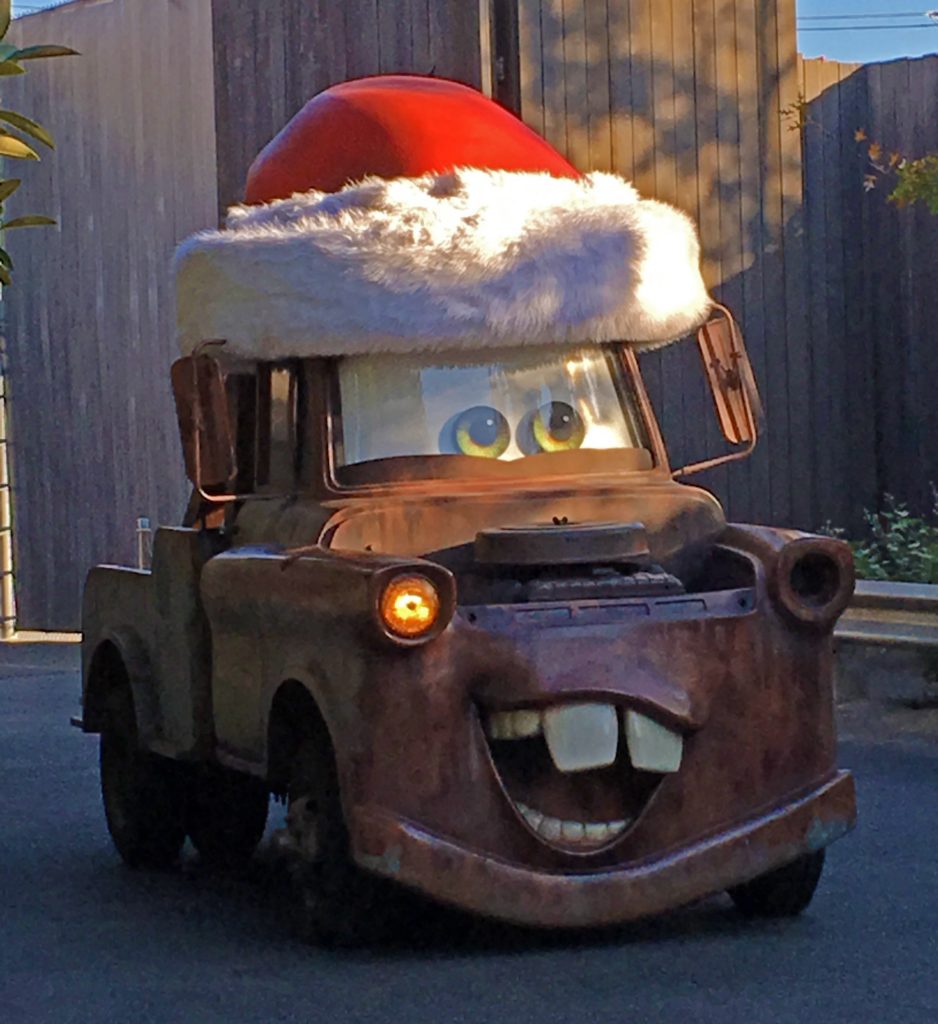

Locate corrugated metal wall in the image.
[2,0,217,629]
[800,55,938,532]
[516,0,810,530]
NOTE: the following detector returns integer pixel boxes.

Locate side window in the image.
[225,371,257,492]
[256,363,298,489]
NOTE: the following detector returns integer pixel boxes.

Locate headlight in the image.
[378,574,442,640]
[774,538,854,626]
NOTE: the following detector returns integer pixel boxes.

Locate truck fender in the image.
[265,672,339,797]
[83,628,162,745]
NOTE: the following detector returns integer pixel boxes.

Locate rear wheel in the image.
[729,850,826,918]
[186,766,269,869]
[99,686,186,868]
[286,737,402,946]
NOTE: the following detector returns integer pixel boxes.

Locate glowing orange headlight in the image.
[379,574,442,640]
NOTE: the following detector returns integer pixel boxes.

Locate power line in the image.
[799,11,937,19]
[800,24,938,31]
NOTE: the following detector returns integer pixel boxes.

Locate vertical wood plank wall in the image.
[2,0,217,629]
[517,0,812,530]
[7,0,936,629]
[211,0,482,211]
[800,55,938,529]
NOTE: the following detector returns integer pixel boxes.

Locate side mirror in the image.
[696,305,763,445]
[171,355,235,488]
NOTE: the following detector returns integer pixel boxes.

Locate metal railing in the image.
[835,580,938,650]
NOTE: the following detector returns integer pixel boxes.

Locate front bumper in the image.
[351,771,856,928]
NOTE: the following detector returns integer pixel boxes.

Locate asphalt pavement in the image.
[1,642,937,1024]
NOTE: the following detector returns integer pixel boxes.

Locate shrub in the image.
[856,130,938,217]
[824,489,938,584]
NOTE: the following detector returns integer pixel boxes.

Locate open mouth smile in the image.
[482,702,685,853]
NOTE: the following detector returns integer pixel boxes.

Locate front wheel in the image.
[285,738,404,946]
[729,850,826,918]
[99,686,186,869]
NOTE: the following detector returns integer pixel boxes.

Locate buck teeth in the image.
[542,703,619,773]
[625,709,684,773]
[486,706,683,775]
[516,802,631,845]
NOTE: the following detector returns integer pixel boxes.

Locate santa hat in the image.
[175,75,712,359]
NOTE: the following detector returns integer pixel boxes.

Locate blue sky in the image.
[12,1,62,12]
[12,1,938,65]
[798,1,938,62]
[12,1,69,14]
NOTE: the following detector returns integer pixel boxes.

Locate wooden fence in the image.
[2,0,217,630]
[799,55,938,531]
[4,0,937,629]
[2,0,485,630]
[211,0,483,211]
[515,0,810,533]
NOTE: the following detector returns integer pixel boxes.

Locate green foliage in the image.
[0,0,78,287]
[824,490,938,584]
[856,129,938,216]
[0,109,54,149]
[890,154,938,215]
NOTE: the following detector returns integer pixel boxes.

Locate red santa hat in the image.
[175,75,712,359]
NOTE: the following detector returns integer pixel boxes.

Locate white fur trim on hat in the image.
[175,169,713,358]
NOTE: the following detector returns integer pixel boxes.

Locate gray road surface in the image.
[2,643,937,1024]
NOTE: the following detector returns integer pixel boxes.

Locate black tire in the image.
[285,737,402,946]
[99,685,186,869]
[186,766,269,869]
[729,850,826,918]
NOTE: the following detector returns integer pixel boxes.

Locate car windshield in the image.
[333,344,653,478]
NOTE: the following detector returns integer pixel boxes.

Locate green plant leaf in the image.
[1,214,56,229]
[0,133,38,160]
[0,178,20,203]
[0,246,12,270]
[0,43,17,61]
[0,110,53,148]
[0,266,11,288]
[0,2,10,45]
[9,45,80,61]
[843,488,938,583]
[0,60,25,76]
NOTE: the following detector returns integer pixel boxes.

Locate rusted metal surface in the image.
[82,527,224,759]
[723,525,856,630]
[324,486,727,569]
[475,522,652,567]
[171,356,236,489]
[82,347,856,928]
[835,580,938,650]
[351,773,855,927]
[697,304,763,443]
[189,515,852,926]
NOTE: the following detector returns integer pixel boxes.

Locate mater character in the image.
[78,75,856,944]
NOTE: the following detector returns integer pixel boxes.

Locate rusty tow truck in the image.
[78,75,856,943]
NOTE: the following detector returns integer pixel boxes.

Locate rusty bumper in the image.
[351,770,856,928]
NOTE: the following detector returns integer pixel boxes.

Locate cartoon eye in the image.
[453,406,510,458]
[530,401,586,453]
